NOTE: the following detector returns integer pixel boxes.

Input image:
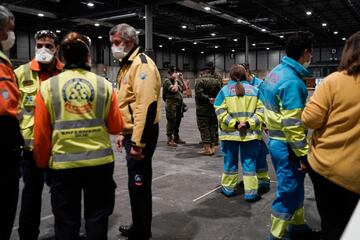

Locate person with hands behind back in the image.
[214,64,264,202]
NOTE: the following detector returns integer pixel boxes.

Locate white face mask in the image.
[1,31,15,51]
[112,46,128,61]
[35,47,55,64]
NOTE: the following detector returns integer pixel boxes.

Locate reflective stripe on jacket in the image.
[15,63,39,148]
[39,69,115,169]
[214,80,264,141]
[262,56,310,157]
[15,60,63,149]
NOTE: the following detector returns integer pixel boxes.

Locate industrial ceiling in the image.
[2,0,360,53]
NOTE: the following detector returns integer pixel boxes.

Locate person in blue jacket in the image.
[214,64,264,202]
[241,63,271,193]
[262,32,320,240]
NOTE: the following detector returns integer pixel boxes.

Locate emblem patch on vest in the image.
[1,89,9,100]
[62,78,95,114]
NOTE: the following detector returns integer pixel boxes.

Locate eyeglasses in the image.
[34,30,58,42]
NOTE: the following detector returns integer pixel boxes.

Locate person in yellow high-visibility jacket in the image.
[15,29,63,240]
[214,64,264,202]
[33,32,123,240]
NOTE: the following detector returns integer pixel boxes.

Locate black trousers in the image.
[307,164,360,240]
[19,149,45,240]
[48,162,116,240]
[124,123,159,240]
[0,178,19,240]
[0,147,21,240]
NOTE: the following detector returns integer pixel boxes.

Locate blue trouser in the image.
[268,139,310,239]
[256,139,270,189]
[221,140,259,200]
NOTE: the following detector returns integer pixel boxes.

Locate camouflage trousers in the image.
[196,110,218,144]
[165,101,183,139]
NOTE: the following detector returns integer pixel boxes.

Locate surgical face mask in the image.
[303,53,312,68]
[112,46,128,60]
[35,47,55,64]
[1,31,15,51]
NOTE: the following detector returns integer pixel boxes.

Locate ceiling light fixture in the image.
[231,49,235,52]
[168,37,173,40]
[306,11,312,16]
[252,43,256,46]
[87,2,95,7]
[94,23,100,27]
[143,16,146,19]
[55,30,61,33]
[182,25,187,29]
[342,37,346,41]
[280,35,284,38]
[204,6,211,11]
[201,51,204,54]
[211,33,216,36]
[322,23,327,27]
[182,48,185,51]
[266,47,270,50]
[261,28,266,32]
[214,45,219,48]
[334,31,338,35]
[159,45,163,48]
[136,31,140,34]
[37,13,44,17]
[233,38,238,42]
[193,42,197,45]
[98,36,102,39]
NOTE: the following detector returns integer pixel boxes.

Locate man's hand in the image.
[130,146,144,161]
[116,135,125,152]
[298,160,307,173]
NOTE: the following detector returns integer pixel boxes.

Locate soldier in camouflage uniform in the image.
[195,63,222,155]
[162,66,186,147]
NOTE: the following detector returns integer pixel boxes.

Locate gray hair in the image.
[109,23,139,45]
[0,5,14,30]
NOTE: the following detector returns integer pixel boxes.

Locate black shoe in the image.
[245,195,262,203]
[119,224,133,237]
[288,230,322,240]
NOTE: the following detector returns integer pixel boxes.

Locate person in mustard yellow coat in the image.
[302,31,360,240]
[110,23,161,240]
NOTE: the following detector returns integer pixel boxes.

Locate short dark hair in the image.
[338,31,360,76]
[35,30,59,45]
[285,31,313,60]
[61,32,91,66]
[168,66,178,74]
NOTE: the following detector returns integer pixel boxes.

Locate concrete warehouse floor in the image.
[10,96,321,240]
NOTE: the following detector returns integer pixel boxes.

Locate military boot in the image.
[174,134,186,144]
[174,138,186,144]
[198,143,214,156]
[167,136,177,147]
